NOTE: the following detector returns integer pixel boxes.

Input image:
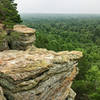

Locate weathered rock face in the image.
[0,24,5,31]
[0,48,82,100]
[0,25,36,51]
[0,87,6,100]
[0,24,82,100]
[13,25,36,34]
[13,25,36,49]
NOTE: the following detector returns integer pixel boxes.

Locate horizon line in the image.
[19,12,100,15]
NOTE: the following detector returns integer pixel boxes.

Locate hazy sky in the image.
[15,0,100,14]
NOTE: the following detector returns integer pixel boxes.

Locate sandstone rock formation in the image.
[13,25,36,34]
[0,25,83,100]
[0,24,5,31]
[0,48,82,100]
[13,25,36,50]
[0,87,6,100]
[0,25,36,51]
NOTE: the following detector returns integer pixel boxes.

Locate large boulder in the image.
[0,25,36,51]
[0,24,83,100]
[13,25,36,49]
[0,48,82,100]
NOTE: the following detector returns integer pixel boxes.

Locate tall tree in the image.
[0,0,22,28]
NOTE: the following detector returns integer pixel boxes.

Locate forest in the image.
[22,14,100,100]
[0,0,100,99]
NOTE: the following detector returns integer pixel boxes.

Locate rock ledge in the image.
[0,25,83,100]
[0,48,82,100]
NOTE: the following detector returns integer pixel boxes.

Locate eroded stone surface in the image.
[0,24,4,31]
[0,48,82,100]
[13,25,36,34]
[0,87,6,100]
[13,25,36,49]
[0,24,82,100]
[0,25,36,51]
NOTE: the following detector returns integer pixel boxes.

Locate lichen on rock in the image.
[0,48,82,100]
[0,24,36,51]
[13,25,36,34]
[0,86,6,100]
[0,25,83,100]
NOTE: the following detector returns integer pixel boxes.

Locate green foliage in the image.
[0,0,22,28]
[0,31,8,50]
[22,14,100,100]
[86,66,100,100]
[0,12,100,99]
[5,31,23,49]
[0,31,25,50]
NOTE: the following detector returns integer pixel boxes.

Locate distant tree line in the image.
[22,14,100,100]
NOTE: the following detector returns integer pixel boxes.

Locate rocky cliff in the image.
[0,24,82,100]
[0,24,36,51]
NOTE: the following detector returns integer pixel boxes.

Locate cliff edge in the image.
[0,24,82,100]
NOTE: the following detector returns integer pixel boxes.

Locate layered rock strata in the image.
[13,25,36,49]
[0,24,82,100]
[0,48,82,100]
[0,24,36,51]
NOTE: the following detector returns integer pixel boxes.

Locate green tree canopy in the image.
[0,0,22,28]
